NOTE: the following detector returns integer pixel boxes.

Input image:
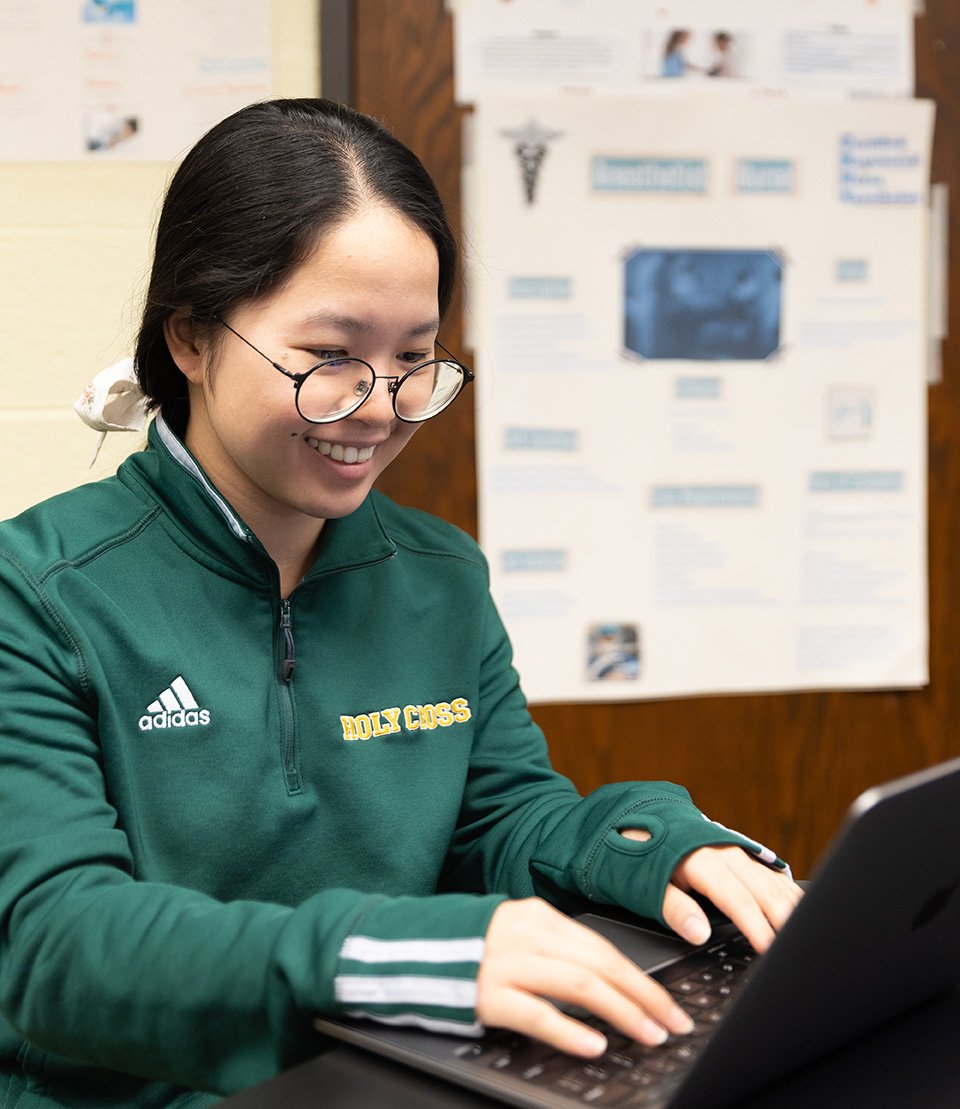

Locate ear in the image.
[162,312,207,385]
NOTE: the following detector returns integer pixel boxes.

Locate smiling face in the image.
[165,203,440,559]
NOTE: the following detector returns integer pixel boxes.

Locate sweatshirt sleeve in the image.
[0,552,504,1097]
[331,894,504,1036]
[441,592,788,926]
[527,781,790,925]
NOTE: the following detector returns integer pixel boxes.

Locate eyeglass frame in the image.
[210,316,475,425]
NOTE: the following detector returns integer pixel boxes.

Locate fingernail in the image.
[669,1008,696,1036]
[683,916,711,945]
[580,1030,608,1055]
[639,1020,669,1045]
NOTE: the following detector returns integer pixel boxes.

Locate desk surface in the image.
[223,984,960,1108]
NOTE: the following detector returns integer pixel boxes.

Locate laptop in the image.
[314,757,960,1108]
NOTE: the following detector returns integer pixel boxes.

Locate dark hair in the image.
[134,98,458,432]
[664,30,688,57]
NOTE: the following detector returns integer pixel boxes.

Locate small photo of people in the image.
[85,113,140,154]
[83,0,136,22]
[586,623,641,682]
[646,28,748,81]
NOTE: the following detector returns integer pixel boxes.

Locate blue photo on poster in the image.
[83,0,136,23]
[624,248,783,361]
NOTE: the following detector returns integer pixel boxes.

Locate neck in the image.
[179,414,326,597]
[262,522,325,598]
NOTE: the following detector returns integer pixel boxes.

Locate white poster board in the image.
[451,0,915,101]
[0,0,273,160]
[467,93,933,703]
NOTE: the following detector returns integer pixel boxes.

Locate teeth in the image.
[305,438,374,464]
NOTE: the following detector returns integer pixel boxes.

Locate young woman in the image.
[0,98,801,1107]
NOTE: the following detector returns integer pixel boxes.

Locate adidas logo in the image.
[138,676,211,731]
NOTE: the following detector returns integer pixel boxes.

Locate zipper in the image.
[272,548,398,796]
[280,599,297,681]
[277,597,302,794]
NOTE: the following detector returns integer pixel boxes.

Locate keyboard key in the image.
[582,1079,635,1104]
[457,932,758,1104]
[552,1067,599,1097]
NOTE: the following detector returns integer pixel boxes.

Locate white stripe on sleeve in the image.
[334,974,477,1009]
[339,936,485,965]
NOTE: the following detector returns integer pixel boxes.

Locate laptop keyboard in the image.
[450,933,759,1106]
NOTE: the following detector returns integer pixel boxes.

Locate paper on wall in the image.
[469,93,933,702]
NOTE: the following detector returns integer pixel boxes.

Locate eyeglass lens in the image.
[297,358,466,423]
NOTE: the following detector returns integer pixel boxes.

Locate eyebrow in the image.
[299,312,441,339]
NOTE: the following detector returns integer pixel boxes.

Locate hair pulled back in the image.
[134,98,457,432]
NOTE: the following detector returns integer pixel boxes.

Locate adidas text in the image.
[139,675,209,732]
[139,708,211,731]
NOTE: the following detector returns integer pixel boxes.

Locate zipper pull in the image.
[280,599,296,682]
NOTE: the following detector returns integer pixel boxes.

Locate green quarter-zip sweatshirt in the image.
[0,416,784,1106]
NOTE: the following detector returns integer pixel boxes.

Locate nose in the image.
[351,370,398,424]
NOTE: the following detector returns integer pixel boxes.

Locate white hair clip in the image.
[74,357,150,465]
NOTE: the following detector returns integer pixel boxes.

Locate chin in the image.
[305,490,370,521]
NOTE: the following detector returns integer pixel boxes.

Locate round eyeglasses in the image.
[216,318,474,425]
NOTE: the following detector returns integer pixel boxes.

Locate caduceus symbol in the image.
[500,119,564,205]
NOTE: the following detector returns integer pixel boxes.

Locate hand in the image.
[476,897,694,1058]
[621,830,803,952]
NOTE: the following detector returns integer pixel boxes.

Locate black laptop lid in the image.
[671,755,960,1107]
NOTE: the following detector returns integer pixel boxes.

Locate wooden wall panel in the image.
[353,0,960,877]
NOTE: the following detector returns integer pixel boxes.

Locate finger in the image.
[481,921,695,1039]
[675,847,802,951]
[478,987,609,1058]
[747,867,805,931]
[527,915,694,1035]
[681,864,775,952]
[489,901,688,1027]
[478,952,688,1048]
[698,849,804,935]
[660,883,714,946]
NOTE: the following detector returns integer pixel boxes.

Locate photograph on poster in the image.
[624,248,783,362]
[586,623,641,682]
[83,0,136,22]
[648,28,750,81]
[84,112,140,154]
